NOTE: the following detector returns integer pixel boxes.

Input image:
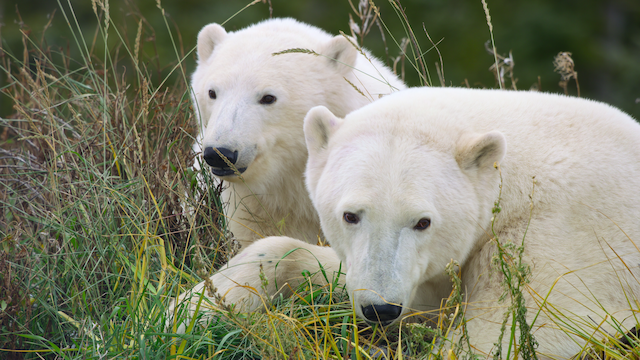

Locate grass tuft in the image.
[553,51,580,97]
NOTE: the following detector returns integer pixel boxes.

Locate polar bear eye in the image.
[343,212,360,224]
[208,90,217,99]
[259,94,277,105]
[414,218,431,230]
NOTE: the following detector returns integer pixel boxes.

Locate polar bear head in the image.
[191,18,361,185]
[303,90,506,325]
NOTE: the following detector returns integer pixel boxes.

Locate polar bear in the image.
[191,18,405,247]
[301,87,640,357]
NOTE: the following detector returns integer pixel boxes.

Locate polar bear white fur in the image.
[168,236,342,333]
[301,87,640,357]
[191,18,405,247]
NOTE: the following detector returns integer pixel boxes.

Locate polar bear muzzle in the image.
[361,303,403,325]
[203,146,246,176]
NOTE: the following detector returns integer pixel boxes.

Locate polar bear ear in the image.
[455,131,507,171]
[197,23,227,62]
[321,35,358,75]
[304,106,342,157]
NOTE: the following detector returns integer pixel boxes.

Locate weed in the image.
[489,167,539,360]
[553,51,580,97]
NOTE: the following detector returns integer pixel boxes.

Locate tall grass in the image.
[0,0,638,359]
[0,0,227,357]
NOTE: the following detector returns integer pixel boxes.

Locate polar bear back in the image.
[342,87,640,222]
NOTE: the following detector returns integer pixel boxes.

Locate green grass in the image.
[0,0,638,359]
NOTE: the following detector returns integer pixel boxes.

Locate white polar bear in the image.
[191,18,405,247]
[302,87,640,357]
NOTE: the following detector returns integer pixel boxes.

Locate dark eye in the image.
[414,218,431,230]
[259,94,276,105]
[343,212,360,224]
[208,90,216,99]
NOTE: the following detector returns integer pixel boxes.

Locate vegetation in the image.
[1,0,639,119]
[0,0,638,359]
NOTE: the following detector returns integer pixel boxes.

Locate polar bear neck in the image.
[223,160,321,247]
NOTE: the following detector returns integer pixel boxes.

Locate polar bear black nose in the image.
[362,304,402,324]
[203,147,238,168]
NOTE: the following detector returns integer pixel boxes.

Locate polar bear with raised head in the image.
[302,87,640,357]
[191,18,405,247]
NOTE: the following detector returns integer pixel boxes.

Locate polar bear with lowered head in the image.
[303,87,640,358]
[191,18,405,247]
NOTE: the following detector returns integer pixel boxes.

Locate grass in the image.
[0,1,223,357]
[489,169,538,360]
[0,0,638,359]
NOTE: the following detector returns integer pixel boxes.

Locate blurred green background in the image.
[1,0,639,118]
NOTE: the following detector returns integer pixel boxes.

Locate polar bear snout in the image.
[203,146,246,176]
[362,303,403,325]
